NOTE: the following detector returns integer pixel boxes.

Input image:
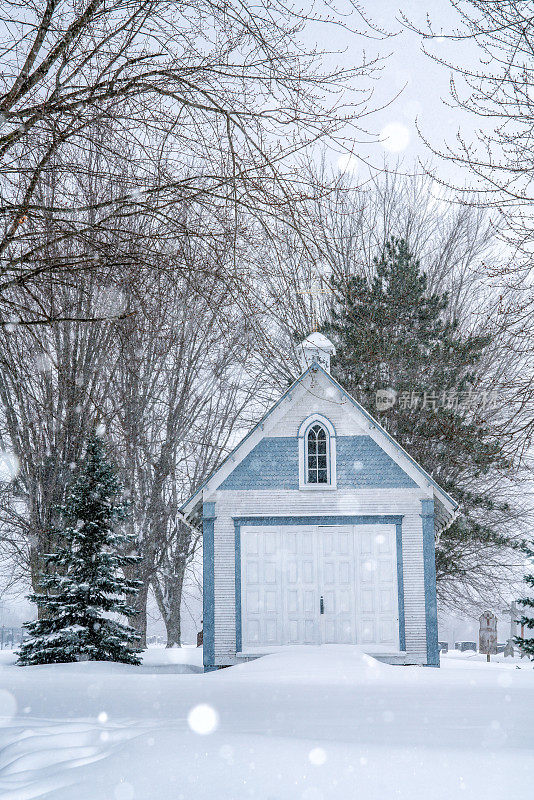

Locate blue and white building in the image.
[181,334,458,670]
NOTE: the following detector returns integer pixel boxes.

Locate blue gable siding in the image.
[336,438,417,488]
[219,435,417,490]
[220,437,298,490]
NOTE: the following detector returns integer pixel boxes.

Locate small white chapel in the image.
[181,334,458,671]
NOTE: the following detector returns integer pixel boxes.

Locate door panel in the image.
[240,523,399,650]
[281,525,320,645]
[242,526,282,646]
[356,524,398,648]
[319,526,356,644]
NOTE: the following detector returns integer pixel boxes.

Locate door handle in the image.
[320,596,324,615]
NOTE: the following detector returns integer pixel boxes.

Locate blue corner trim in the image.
[396,521,406,651]
[203,502,216,518]
[233,514,405,653]
[202,507,216,670]
[234,521,242,653]
[421,499,439,667]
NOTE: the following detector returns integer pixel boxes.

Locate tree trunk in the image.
[153,560,186,648]
[129,580,149,650]
[31,518,61,619]
[29,543,48,620]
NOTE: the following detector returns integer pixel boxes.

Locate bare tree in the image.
[400,2,534,452]
[233,166,499,384]
[0,275,119,607]
[0,0,388,324]
[242,166,532,611]
[151,385,251,647]
[0,139,151,605]
[106,232,261,646]
[399,2,534,255]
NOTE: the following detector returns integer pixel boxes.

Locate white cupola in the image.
[297,332,336,374]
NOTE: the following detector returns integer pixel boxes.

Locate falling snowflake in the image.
[114,781,134,800]
[187,703,219,735]
[337,154,359,175]
[0,452,20,482]
[380,122,410,153]
[219,743,234,761]
[5,317,19,333]
[0,689,16,720]
[34,353,53,373]
[308,747,327,765]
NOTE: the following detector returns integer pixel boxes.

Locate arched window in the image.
[298,414,336,489]
[306,424,329,484]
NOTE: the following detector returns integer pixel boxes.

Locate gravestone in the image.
[479,611,498,662]
[503,639,515,657]
[455,641,476,652]
[501,601,519,657]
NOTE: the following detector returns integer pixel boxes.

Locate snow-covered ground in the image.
[0,645,532,799]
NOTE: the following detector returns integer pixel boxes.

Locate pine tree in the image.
[515,540,534,658]
[321,237,511,596]
[18,432,142,665]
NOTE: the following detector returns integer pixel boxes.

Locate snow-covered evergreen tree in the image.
[515,540,534,659]
[18,432,142,665]
[321,236,512,603]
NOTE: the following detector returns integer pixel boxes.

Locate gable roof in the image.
[180,362,459,517]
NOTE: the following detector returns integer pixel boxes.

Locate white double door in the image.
[241,524,399,649]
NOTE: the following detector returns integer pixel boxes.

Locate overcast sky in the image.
[312,0,485,189]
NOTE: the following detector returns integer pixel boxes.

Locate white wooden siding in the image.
[272,388,367,437]
[210,487,429,665]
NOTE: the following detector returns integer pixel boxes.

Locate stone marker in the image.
[479,611,498,662]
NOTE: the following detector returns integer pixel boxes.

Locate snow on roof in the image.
[299,332,335,351]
